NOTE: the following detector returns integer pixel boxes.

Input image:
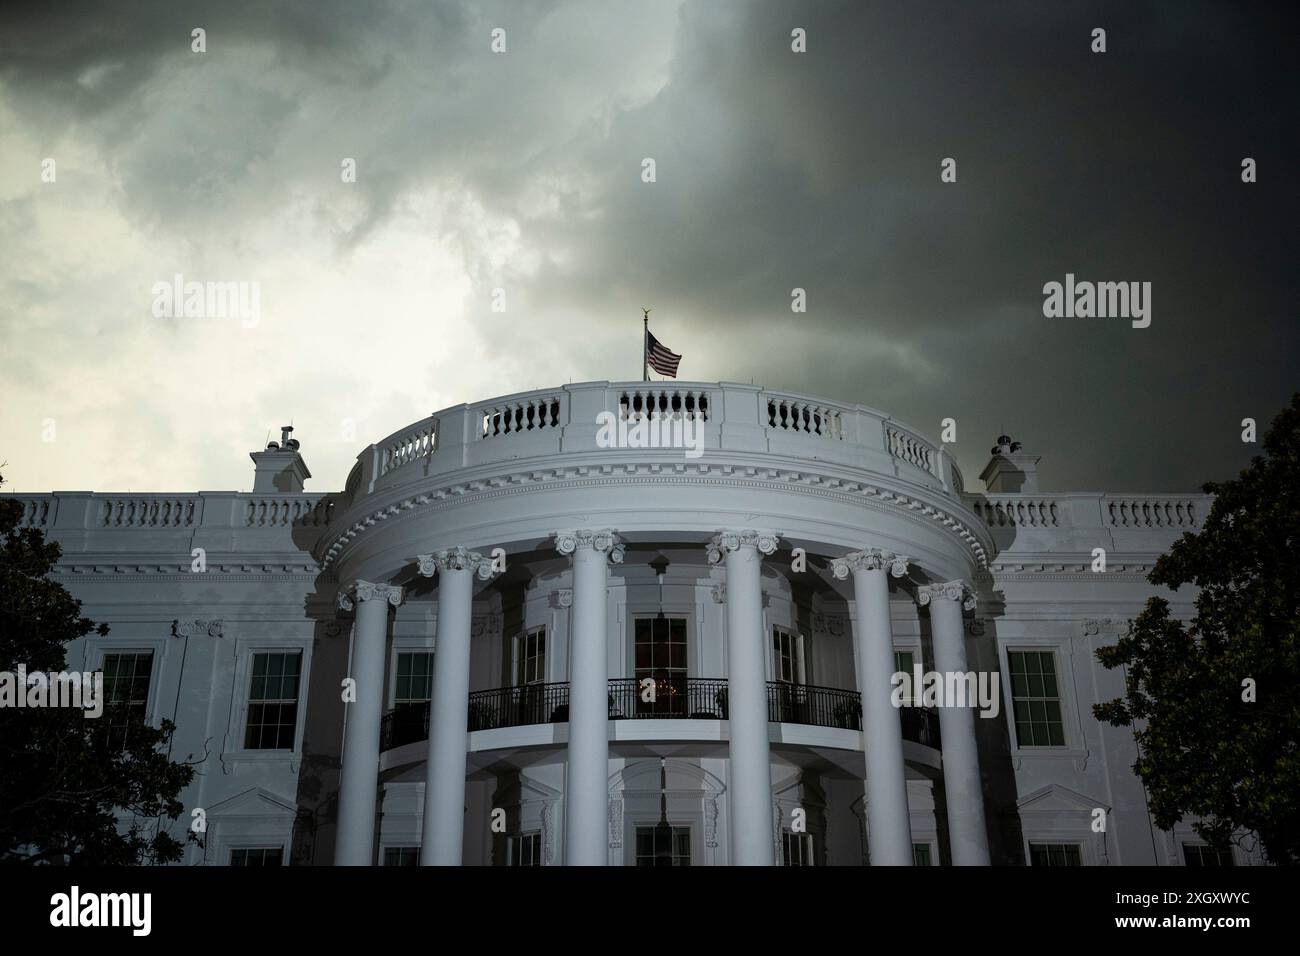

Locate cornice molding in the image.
[990,562,1155,572]
[316,462,991,573]
[52,563,324,577]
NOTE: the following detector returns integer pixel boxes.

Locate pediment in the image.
[206,786,299,819]
[1017,783,1108,815]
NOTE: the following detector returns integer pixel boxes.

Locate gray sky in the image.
[1,0,1295,495]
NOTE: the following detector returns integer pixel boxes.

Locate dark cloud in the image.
[1,0,1295,492]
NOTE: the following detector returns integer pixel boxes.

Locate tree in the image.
[1094,396,1300,865]
[0,476,197,864]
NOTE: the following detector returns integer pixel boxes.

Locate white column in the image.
[708,529,780,866]
[554,529,624,866]
[832,549,913,865]
[919,581,991,866]
[334,580,403,866]
[415,548,498,866]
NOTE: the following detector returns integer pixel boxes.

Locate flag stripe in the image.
[646,331,681,377]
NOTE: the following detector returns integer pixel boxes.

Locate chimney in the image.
[980,434,1041,493]
[250,425,311,493]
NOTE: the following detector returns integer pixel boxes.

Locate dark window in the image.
[782,830,815,866]
[635,825,690,866]
[244,651,302,750]
[1008,650,1066,746]
[516,629,546,685]
[101,652,153,748]
[912,842,932,866]
[634,617,687,717]
[230,847,283,867]
[1183,843,1235,867]
[773,629,803,684]
[393,652,432,741]
[1029,842,1082,866]
[383,846,420,867]
[508,832,542,866]
[894,650,916,704]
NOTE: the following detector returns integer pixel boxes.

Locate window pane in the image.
[635,618,687,715]
[245,652,302,750]
[1029,842,1081,866]
[102,652,154,748]
[1010,650,1064,748]
[395,653,432,704]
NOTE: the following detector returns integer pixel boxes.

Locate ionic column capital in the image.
[830,548,910,580]
[552,529,625,564]
[415,546,499,580]
[916,580,977,611]
[706,530,780,563]
[338,580,404,612]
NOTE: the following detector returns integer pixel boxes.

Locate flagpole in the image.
[643,311,649,381]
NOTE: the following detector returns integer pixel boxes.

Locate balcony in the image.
[378,680,941,752]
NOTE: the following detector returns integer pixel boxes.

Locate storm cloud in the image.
[1,0,1295,494]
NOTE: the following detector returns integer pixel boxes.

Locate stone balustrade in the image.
[12,491,336,531]
[967,493,1207,532]
[353,381,957,499]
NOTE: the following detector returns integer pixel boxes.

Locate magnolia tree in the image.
[0,476,197,864]
[1094,396,1300,865]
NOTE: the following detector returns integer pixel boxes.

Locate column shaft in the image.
[335,588,392,866]
[723,544,775,865]
[929,590,991,866]
[853,565,913,865]
[421,565,474,865]
[565,544,611,865]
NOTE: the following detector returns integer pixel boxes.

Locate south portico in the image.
[330,529,991,866]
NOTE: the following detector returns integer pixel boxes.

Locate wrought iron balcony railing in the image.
[379,679,942,753]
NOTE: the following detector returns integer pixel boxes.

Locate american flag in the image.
[645,330,682,378]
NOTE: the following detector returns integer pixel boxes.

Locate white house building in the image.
[12,381,1263,866]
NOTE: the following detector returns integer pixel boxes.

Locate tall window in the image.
[507,832,542,866]
[1007,650,1066,746]
[1029,842,1082,866]
[515,628,546,685]
[635,825,690,866]
[393,651,433,742]
[1183,843,1235,867]
[244,651,302,750]
[773,628,805,684]
[510,630,549,725]
[383,847,419,867]
[634,617,687,716]
[101,652,153,748]
[782,830,815,866]
[912,842,933,866]
[894,649,916,704]
[230,847,283,867]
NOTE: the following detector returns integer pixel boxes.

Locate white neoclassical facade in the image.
[13,381,1265,866]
